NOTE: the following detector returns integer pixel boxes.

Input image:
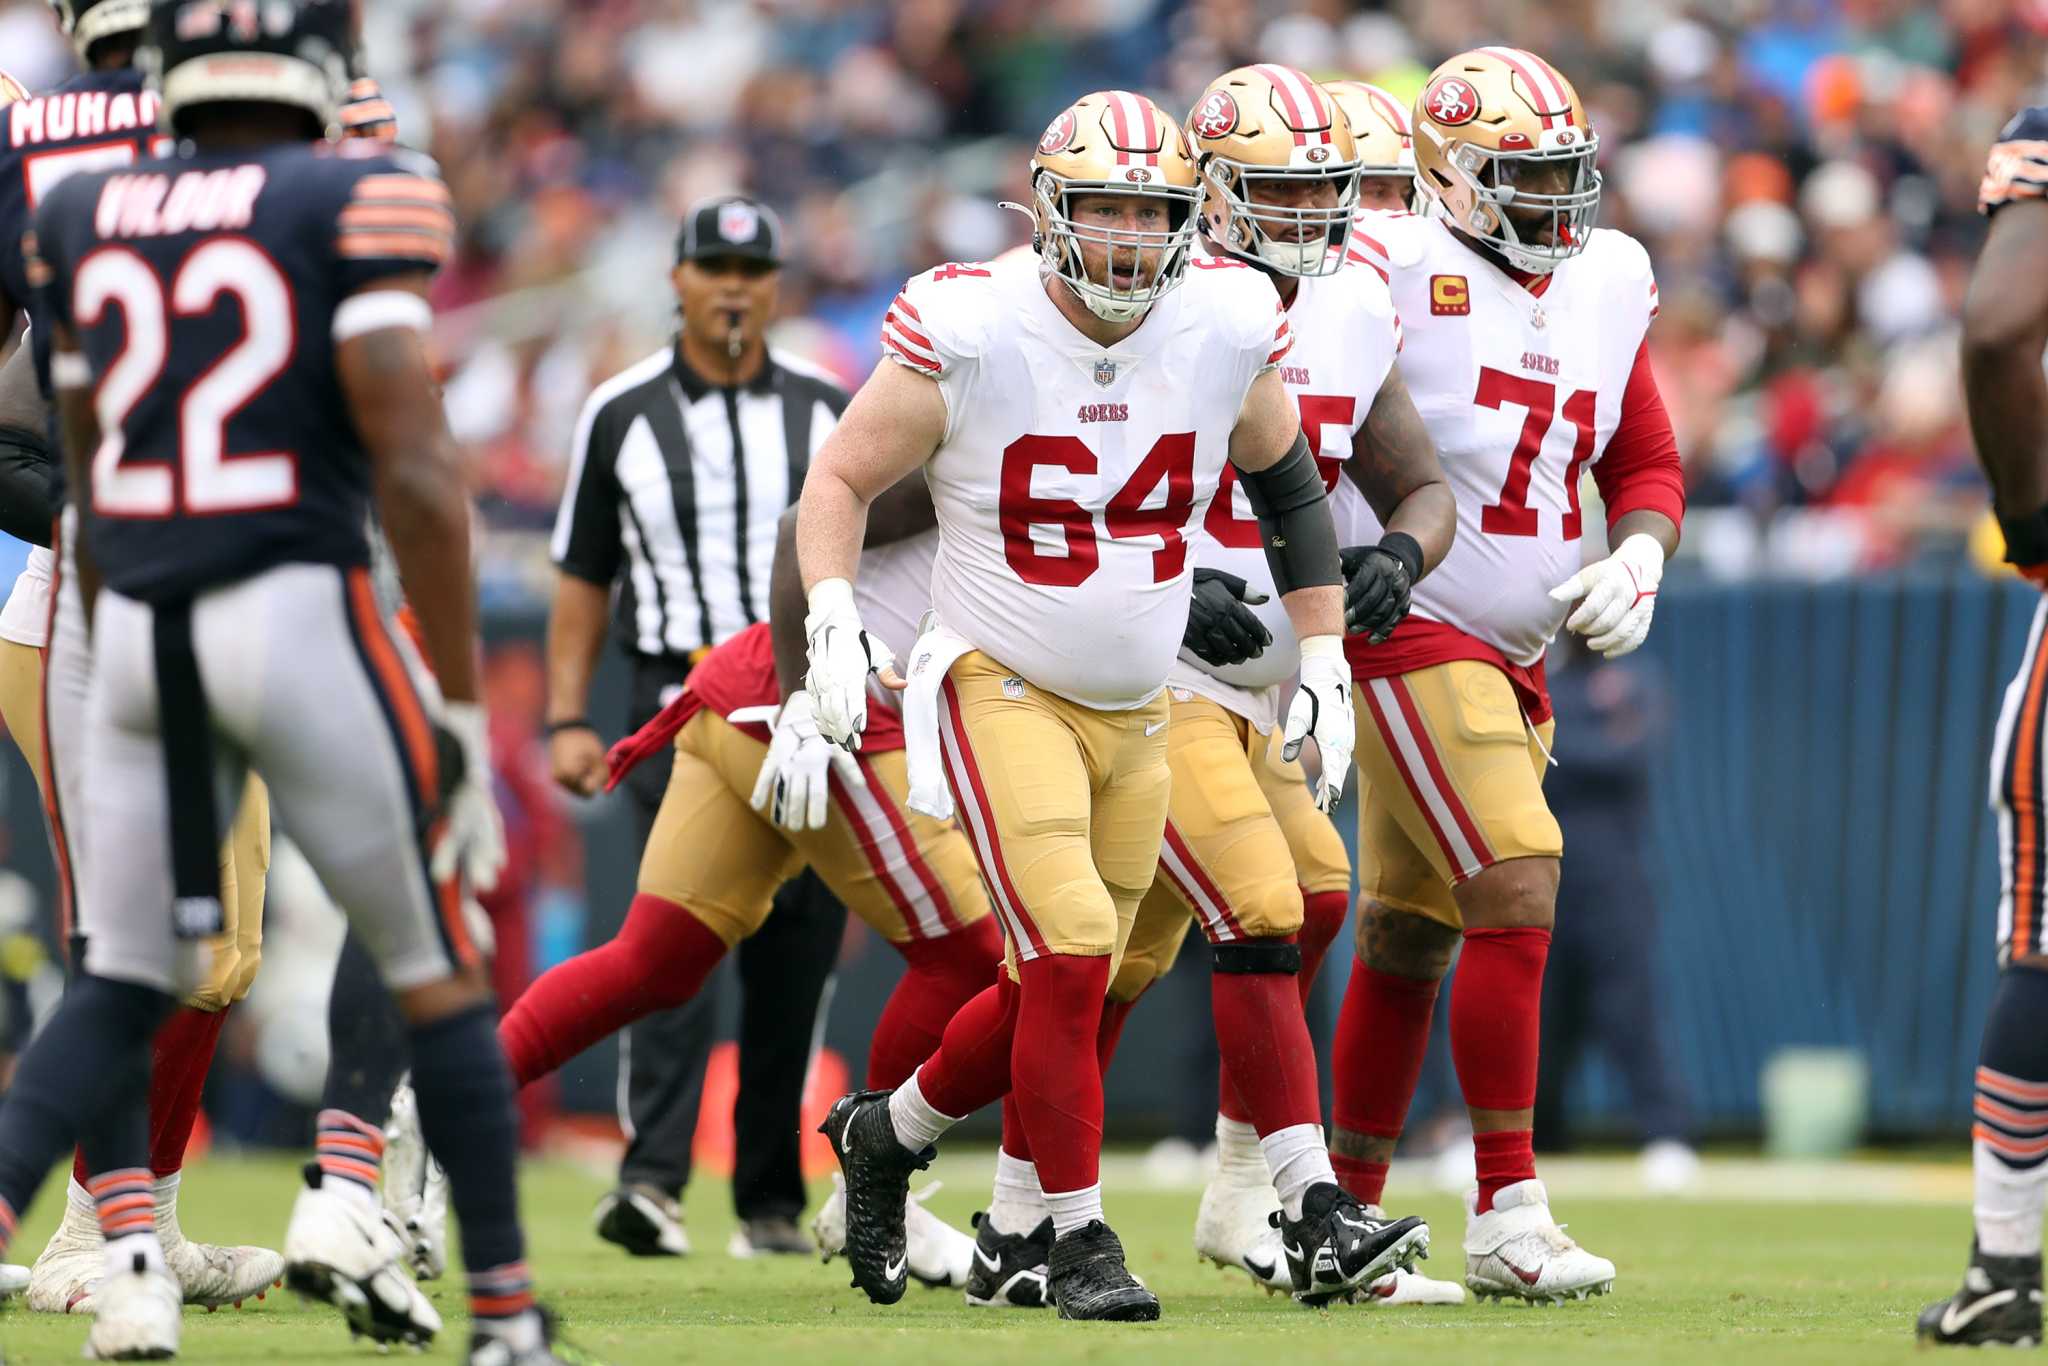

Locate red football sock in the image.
[74,1003,231,1185]
[497,894,729,1088]
[1297,890,1348,998]
[1331,957,1440,1150]
[1332,1153,1390,1206]
[1009,953,1110,1196]
[148,1005,227,1177]
[1451,926,1550,1213]
[913,974,1019,1119]
[867,919,1002,1089]
[1211,954,1321,1135]
[1000,1094,1032,1162]
[1096,998,1134,1073]
[1217,1060,1251,1125]
[1473,1129,1536,1215]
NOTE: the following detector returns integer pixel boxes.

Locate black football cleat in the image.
[963,1212,1051,1309]
[1275,1183,1430,1308]
[817,1090,931,1305]
[1048,1220,1160,1322]
[1917,1244,2042,1347]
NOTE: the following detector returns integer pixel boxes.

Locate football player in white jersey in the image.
[1328,48,1686,1305]
[1071,63,1451,1307]
[798,91,1355,1321]
[1324,79,1415,215]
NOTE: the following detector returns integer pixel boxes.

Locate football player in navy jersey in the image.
[1920,104,2048,1348]
[0,0,289,1320]
[0,1,582,1360]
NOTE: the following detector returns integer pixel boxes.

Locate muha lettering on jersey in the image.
[93,167,267,239]
[9,90,160,146]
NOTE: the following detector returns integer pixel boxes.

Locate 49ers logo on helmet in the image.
[1191,90,1239,140]
[1038,109,1078,155]
[1423,76,1480,126]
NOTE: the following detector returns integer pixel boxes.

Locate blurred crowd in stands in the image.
[2,0,2038,587]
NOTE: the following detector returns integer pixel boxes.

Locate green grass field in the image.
[0,1150,1990,1364]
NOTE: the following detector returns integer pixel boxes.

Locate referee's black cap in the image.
[676,194,783,267]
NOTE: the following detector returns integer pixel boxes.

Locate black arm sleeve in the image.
[0,425,54,549]
[1236,430,1340,596]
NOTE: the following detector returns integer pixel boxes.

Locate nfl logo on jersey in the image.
[1094,357,1118,388]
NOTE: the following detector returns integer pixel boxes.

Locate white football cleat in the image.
[811,1176,846,1260]
[0,1262,27,1297]
[1463,1179,1616,1304]
[382,1081,449,1280]
[27,1177,102,1314]
[1352,1204,1465,1305]
[1639,1139,1701,1196]
[905,1182,974,1288]
[283,1168,442,1345]
[84,1252,180,1361]
[157,1174,284,1310]
[815,1176,974,1288]
[1193,1171,1290,1293]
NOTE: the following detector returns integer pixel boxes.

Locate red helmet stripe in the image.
[1365,85,1410,137]
[1254,63,1319,146]
[1479,46,1569,130]
[1134,94,1160,166]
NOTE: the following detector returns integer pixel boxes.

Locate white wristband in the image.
[49,351,91,389]
[807,577,857,619]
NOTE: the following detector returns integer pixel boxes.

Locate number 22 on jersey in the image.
[75,239,296,518]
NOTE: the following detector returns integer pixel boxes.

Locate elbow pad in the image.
[1237,430,1340,596]
[0,424,54,549]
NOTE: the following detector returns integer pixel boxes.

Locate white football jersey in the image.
[882,254,1290,709]
[854,528,937,664]
[1166,250,1401,725]
[1340,214,1658,665]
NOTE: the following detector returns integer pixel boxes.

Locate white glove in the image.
[803,578,895,750]
[1549,532,1664,659]
[429,701,508,893]
[1281,635,1355,813]
[747,691,867,832]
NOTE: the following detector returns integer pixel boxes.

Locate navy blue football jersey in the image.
[0,69,165,327]
[31,139,453,603]
[1982,106,2048,216]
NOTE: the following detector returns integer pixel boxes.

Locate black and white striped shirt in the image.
[551,344,849,657]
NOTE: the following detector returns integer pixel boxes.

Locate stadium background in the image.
[0,0,2037,1155]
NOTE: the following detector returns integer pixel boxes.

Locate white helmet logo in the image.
[717,202,760,244]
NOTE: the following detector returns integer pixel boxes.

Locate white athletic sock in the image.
[1975,1139,2048,1258]
[62,1175,100,1239]
[887,1071,959,1152]
[987,1151,1048,1236]
[1262,1123,1336,1222]
[1214,1115,1266,1184]
[324,1172,380,1212]
[151,1172,183,1247]
[1044,1183,1104,1239]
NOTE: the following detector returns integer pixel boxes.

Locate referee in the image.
[546,194,849,1257]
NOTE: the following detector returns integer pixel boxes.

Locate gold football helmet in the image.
[1025,90,1200,323]
[1411,47,1600,274]
[1187,64,1360,277]
[1323,79,1413,212]
[0,70,27,107]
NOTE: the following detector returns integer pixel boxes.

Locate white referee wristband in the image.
[49,351,90,389]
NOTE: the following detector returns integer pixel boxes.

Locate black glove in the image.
[1184,568,1272,667]
[1340,539,1418,644]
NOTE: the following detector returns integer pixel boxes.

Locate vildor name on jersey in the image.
[92,167,266,239]
[7,89,160,147]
